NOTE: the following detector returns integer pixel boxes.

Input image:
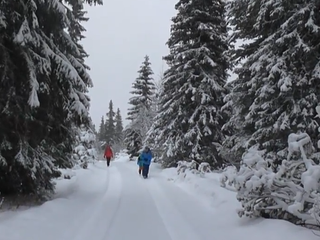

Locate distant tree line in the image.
[97,100,124,153]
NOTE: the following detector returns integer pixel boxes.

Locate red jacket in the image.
[104,146,113,158]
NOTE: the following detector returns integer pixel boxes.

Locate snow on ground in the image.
[156,163,319,240]
[0,153,318,240]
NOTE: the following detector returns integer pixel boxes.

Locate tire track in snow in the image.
[106,162,173,240]
[150,177,218,240]
[72,164,123,240]
[100,166,124,240]
[119,162,200,240]
[142,177,203,240]
[60,162,111,240]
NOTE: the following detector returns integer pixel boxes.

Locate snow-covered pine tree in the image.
[220,80,242,167]
[223,0,320,165]
[0,0,101,197]
[145,71,164,161]
[73,123,97,169]
[105,100,116,145]
[98,116,106,142]
[127,55,155,121]
[151,0,229,168]
[114,108,124,144]
[125,55,155,158]
[110,108,124,154]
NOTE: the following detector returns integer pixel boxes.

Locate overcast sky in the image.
[82,0,176,129]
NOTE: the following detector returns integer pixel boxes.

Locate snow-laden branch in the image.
[220,106,320,226]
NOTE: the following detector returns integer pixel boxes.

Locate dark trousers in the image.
[142,164,150,177]
[106,157,111,166]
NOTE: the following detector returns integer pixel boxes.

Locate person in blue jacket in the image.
[139,146,153,178]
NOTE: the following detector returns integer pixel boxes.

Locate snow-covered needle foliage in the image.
[151,0,229,168]
[73,124,97,169]
[0,0,101,197]
[221,113,320,225]
[177,160,211,179]
[125,55,155,158]
[223,0,320,163]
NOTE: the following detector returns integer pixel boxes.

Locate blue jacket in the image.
[137,156,144,167]
[140,151,152,165]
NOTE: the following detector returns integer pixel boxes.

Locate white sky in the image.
[82,0,176,129]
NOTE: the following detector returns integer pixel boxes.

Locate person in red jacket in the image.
[104,145,113,167]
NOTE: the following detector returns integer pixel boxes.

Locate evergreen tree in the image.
[73,123,97,169]
[0,0,101,197]
[105,100,116,145]
[127,55,155,120]
[151,0,229,168]
[223,0,320,164]
[125,55,155,158]
[98,116,105,141]
[145,72,164,160]
[115,108,124,143]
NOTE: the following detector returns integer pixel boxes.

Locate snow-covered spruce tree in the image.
[223,0,320,165]
[219,80,242,168]
[105,100,116,145]
[113,108,124,152]
[73,123,97,169]
[124,127,142,159]
[125,55,155,158]
[151,0,229,168]
[98,116,106,142]
[115,108,124,143]
[145,74,164,161]
[0,0,101,197]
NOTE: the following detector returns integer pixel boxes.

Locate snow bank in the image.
[220,131,320,226]
[0,162,109,240]
[160,160,238,209]
[158,160,319,239]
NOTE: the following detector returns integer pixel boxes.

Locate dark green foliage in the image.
[125,55,155,157]
[105,100,116,144]
[151,0,229,168]
[223,0,320,163]
[0,0,101,197]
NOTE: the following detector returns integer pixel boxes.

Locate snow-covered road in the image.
[72,160,218,240]
[0,159,215,240]
[0,156,318,240]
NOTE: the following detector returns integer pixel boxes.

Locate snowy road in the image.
[0,160,215,240]
[0,156,318,240]
[73,161,216,240]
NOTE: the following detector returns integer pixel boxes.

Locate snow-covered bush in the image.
[73,125,97,169]
[58,168,76,180]
[220,165,238,188]
[177,160,198,176]
[221,131,320,225]
[177,160,211,179]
